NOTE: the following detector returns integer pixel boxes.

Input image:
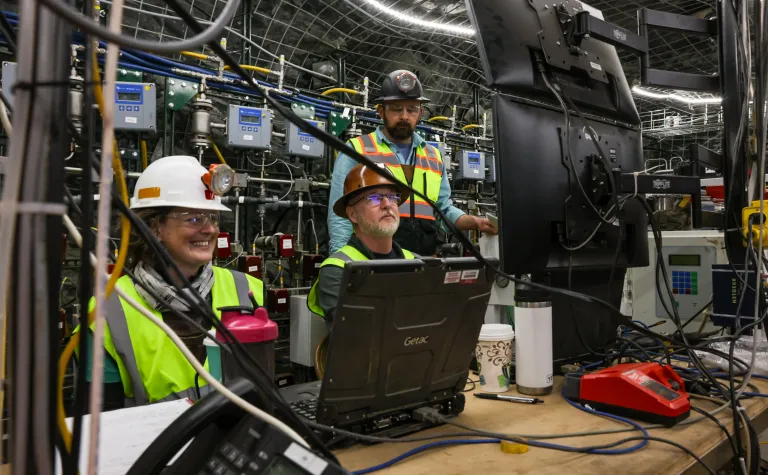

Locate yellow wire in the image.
[223,64,271,75]
[211,140,228,165]
[57,46,132,456]
[179,50,210,61]
[140,139,148,170]
[462,124,480,131]
[427,116,450,123]
[321,88,358,97]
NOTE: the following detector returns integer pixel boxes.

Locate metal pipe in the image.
[65,166,141,178]
[246,175,329,188]
[233,189,241,244]
[296,191,303,252]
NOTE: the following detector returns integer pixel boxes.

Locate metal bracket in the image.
[530,0,608,84]
[291,102,315,120]
[165,78,199,111]
[329,111,352,137]
[117,68,143,83]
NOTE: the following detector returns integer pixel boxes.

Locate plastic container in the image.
[475,324,515,393]
[217,306,278,383]
[204,330,222,382]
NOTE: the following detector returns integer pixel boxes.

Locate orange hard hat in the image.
[333,163,410,218]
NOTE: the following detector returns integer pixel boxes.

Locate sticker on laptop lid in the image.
[443,271,461,284]
[460,269,480,284]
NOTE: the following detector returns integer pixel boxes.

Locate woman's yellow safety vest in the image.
[86,267,263,406]
[306,245,415,317]
[348,132,443,221]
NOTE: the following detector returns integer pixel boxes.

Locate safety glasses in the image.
[362,192,401,206]
[384,104,422,116]
[167,211,221,229]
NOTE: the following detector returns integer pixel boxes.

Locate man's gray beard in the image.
[358,214,399,238]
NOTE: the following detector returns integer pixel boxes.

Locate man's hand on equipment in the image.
[456,215,498,235]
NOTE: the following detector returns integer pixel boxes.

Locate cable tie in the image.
[16,202,67,215]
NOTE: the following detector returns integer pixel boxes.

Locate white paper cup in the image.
[475,324,515,393]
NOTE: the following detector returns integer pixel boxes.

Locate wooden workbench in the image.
[335,378,768,475]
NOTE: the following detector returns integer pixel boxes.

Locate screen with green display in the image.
[668,254,700,266]
[263,458,304,475]
[117,92,141,102]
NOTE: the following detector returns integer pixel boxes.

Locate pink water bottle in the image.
[217,294,278,383]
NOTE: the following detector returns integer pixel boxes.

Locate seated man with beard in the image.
[307,164,416,328]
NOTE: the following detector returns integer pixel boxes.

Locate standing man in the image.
[328,69,497,255]
[308,164,416,326]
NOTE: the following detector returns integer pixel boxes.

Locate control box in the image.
[302,254,324,283]
[290,294,328,367]
[114,82,156,131]
[457,150,485,180]
[2,61,16,109]
[277,234,294,258]
[227,105,272,149]
[238,255,263,279]
[286,119,326,158]
[654,245,715,324]
[486,154,496,183]
[267,288,290,313]
[216,232,231,259]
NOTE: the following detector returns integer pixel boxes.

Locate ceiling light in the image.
[631,86,722,105]
[358,0,475,36]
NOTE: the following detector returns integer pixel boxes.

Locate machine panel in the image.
[114,82,156,131]
[456,150,485,180]
[286,119,326,158]
[227,105,272,149]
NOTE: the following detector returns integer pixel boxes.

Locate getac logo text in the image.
[404,336,429,346]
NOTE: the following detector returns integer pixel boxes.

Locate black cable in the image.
[689,406,738,462]
[66,17,96,474]
[0,11,17,55]
[679,299,714,332]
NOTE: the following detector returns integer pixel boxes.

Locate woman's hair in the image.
[122,207,172,270]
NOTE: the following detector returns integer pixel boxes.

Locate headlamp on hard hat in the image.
[202,163,235,195]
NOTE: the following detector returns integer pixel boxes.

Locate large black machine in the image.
[465,0,704,365]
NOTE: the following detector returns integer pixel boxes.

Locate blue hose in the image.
[352,439,499,475]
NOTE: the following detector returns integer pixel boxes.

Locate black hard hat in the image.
[373,70,430,104]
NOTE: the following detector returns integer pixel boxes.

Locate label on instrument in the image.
[315,263,322,268]
[473,169,479,174]
[248,265,259,272]
[243,134,253,141]
[302,144,311,151]
[217,237,228,248]
[282,239,293,249]
[460,269,479,284]
[444,271,461,284]
[590,62,602,71]
[342,107,351,118]
[125,117,138,124]
[277,298,287,304]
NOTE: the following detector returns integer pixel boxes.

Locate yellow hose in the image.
[140,139,148,170]
[462,124,481,131]
[57,46,132,455]
[211,140,228,165]
[427,116,451,123]
[223,64,272,75]
[321,88,358,97]
[180,50,210,61]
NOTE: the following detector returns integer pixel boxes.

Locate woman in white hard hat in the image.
[80,155,264,408]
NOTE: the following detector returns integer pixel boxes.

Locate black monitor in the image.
[465,0,640,125]
[466,0,649,275]
[317,257,495,430]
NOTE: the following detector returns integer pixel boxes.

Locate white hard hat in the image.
[130,155,231,211]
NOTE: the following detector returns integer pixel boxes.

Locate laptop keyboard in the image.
[290,398,318,420]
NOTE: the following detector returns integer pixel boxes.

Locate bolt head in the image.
[182,82,187,87]
[170,80,176,85]
[169,91,175,96]
[169,103,175,108]
[132,152,138,157]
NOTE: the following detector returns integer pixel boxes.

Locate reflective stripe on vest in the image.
[350,132,442,221]
[105,269,254,406]
[307,245,415,317]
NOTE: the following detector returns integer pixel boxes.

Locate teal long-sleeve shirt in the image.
[328,126,465,252]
